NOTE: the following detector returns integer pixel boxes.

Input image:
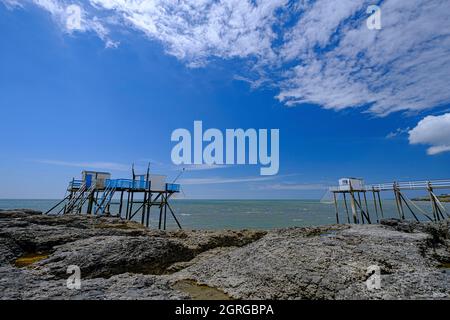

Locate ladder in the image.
[94,185,116,215]
[64,183,87,214]
[71,184,97,214]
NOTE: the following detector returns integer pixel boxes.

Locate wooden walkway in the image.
[329,179,450,224]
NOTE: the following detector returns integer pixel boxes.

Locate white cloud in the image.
[89,0,288,66]
[37,159,130,171]
[5,0,450,115]
[408,113,450,155]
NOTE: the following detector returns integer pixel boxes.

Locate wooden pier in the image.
[45,165,182,230]
[330,178,450,224]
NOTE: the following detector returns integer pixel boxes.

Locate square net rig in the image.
[45,164,183,230]
[326,178,450,224]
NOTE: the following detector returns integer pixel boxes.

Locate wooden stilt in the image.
[166,202,182,230]
[146,187,152,228]
[44,194,71,215]
[428,183,439,221]
[333,192,339,224]
[141,190,147,225]
[394,183,404,220]
[349,190,359,224]
[129,191,134,220]
[350,191,371,224]
[398,192,420,222]
[363,191,371,223]
[397,190,405,220]
[158,197,163,230]
[125,190,131,220]
[371,188,379,223]
[163,193,168,230]
[357,192,365,224]
[119,191,124,217]
[342,193,351,223]
[376,191,384,218]
[87,191,94,214]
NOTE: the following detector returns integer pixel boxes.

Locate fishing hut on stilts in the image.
[45,164,182,230]
[329,178,450,224]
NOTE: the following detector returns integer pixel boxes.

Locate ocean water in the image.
[1,199,447,230]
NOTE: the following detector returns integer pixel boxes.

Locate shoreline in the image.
[0,209,449,300]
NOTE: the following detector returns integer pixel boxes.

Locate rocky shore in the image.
[0,209,449,300]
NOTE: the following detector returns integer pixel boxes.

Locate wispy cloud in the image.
[36,159,130,171]
[181,164,230,171]
[276,0,450,116]
[2,0,22,9]
[386,127,411,139]
[179,175,277,185]
[6,0,450,116]
[233,75,269,89]
[257,183,329,191]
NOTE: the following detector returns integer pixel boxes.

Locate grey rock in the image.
[38,235,195,278]
[0,266,188,300]
[175,224,450,299]
[0,210,449,300]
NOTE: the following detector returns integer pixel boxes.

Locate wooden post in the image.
[163,193,168,230]
[118,191,124,217]
[87,191,94,215]
[377,191,384,218]
[433,195,447,220]
[333,192,339,224]
[357,192,365,224]
[64,178,75,214]
[125,190,131,220]
[146,195,151,228]
[166,201,182,230]
[146,182,152,228]
[427,182,438,221]
[129,190,134,220]
[397,190,405,220]
[342,193,351,223]
[363,191,372,223]
[371,188,379,223]
[349,191,359,224]
[141,190,147,225]
[44,194,71,215]
[158,192,163,230]
[393,182,404,220]
[398,192,420,222]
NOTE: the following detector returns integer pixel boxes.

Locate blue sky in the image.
[1,0,450,199]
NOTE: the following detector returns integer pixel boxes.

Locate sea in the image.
[1,199,447,230]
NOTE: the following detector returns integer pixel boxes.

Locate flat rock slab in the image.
[0,266,188,300]
[175,222,450,299]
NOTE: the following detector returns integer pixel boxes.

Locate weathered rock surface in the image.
[0,266,188,300]
[38,235,195,278]
[0,210,448,300]
[175,221,450,299]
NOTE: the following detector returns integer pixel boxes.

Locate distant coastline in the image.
[411,194,450,203]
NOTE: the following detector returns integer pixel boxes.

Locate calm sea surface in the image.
[1,199,448,230]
